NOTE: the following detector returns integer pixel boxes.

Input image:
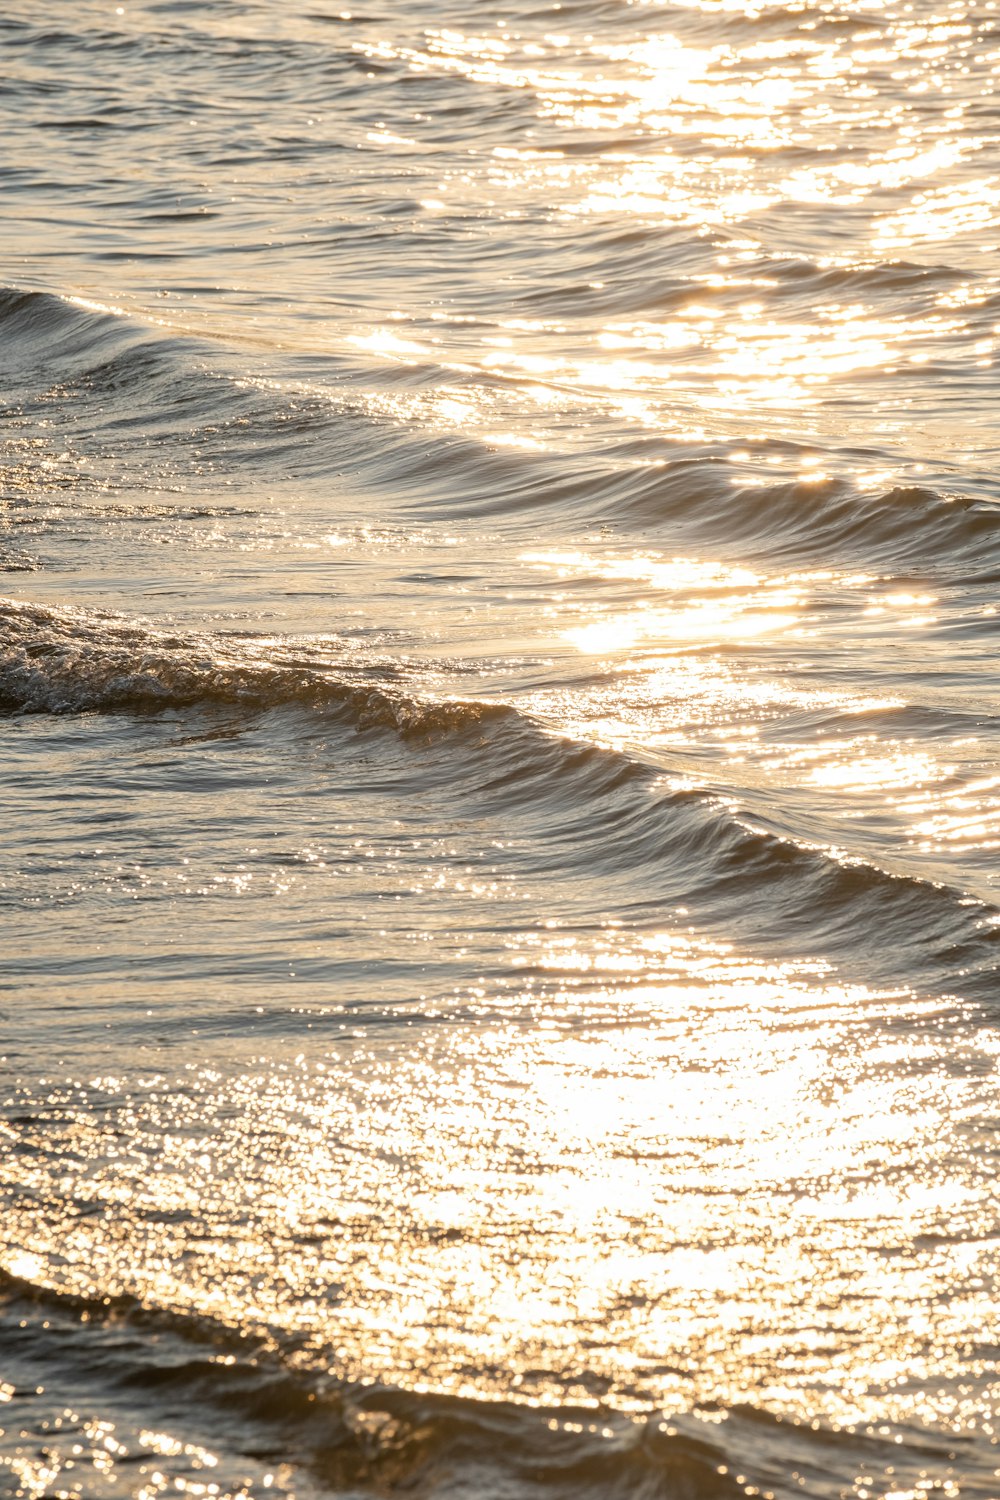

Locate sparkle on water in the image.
[3,0,1000,1495]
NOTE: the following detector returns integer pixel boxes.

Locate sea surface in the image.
[2,1,1000,1497]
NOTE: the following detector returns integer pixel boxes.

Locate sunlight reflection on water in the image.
[3,0,1000,1493]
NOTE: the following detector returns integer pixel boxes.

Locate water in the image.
[2,1,999,1496]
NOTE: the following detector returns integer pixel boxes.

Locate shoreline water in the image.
[3,0,1000,1494]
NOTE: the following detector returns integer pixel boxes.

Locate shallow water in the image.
[2,1,1000,1497]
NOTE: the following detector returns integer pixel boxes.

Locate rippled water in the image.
[2,1,1000,1497]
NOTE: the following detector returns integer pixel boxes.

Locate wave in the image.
[0,285,252,427]
[3,285,997,572]
[405,448,1000,571]
[0,1267,744,1500]
[4,1266,982,1500]
[2,595,997,1000]
[0,596,506,735]
[517,247,970,322]
[0,284,148,368]
[4,1265,968,1500]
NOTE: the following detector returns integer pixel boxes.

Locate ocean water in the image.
[2,0,1000,1496]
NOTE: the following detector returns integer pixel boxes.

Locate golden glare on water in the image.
[313,0,997,459]
[4,926,997,1437]
[344,299,966,431]
[524,549,803,652]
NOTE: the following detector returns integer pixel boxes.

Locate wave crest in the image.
[0,597,506,737]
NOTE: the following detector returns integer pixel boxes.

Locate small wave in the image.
[0,284,371,488]
[412,445,1000,570]
[2,595,995,998]
[0,285,241,424]
[3,1267,983,1500]
[4,285,996,572]
[517,249,965,322]
[0,597,506,737]
[0,1268,742,1500]
[0,284,172,364]
[583,462,1000,570]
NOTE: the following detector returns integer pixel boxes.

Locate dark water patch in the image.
[2,21,144,56]
[34,115,125,129]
